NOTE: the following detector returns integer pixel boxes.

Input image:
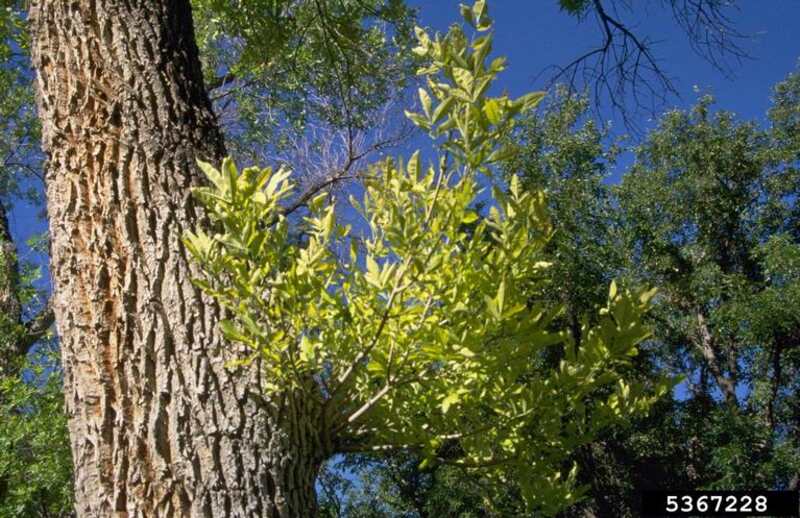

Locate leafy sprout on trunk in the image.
[184,1,671,513]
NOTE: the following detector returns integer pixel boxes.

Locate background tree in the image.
[0,2,71,515]
[193,0,418,171]
[616,76,800,492]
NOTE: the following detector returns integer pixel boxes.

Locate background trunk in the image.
[0,203,22,376]
[29,1,322,515]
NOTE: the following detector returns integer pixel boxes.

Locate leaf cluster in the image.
[185,4,670,513]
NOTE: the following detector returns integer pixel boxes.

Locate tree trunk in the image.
[694,312,737,407]
[29,1,323,515]
[0,202,22,376]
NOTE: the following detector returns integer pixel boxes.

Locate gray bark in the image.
[29,1,324,515]
[694,312,737,407]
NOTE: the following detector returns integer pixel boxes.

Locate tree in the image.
[29,0,271,514]
[21,0,666,514]
[185,3,667,514]
[616,79,800,492]
[11,0,415,513]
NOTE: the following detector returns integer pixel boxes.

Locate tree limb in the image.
[694,311,738,406]
[17,297,55,356]
[545,0,751,130]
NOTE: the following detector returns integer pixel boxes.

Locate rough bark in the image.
[29,1,323,515]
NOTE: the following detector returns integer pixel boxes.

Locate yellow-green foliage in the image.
[184,2,670,513]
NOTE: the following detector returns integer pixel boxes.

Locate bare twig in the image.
[543,0,751,131]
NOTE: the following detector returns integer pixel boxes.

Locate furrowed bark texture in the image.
[30,1,323,515]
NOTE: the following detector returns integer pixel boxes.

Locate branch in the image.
[694,311,738,406]
[329,258,411,399]
[436,454,518,469]
[335,441,416,454]
[667,0,750,77]
[340,373,422,431]
[207,71,237,91]
[544,0,750,131]
[265,109,413,225]
[17,297,55,356]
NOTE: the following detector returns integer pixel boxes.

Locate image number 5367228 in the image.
[641,491,799,517]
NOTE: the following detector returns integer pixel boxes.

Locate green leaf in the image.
[419,88,432,118]
[458,347,476,358]
[639,287,658,305]
[264,166,293,200]
[516,91,546,112]
[431,97,455,124]
[472,0,491,31]
[220,319,249,344]
[462,211,479,224]
[441,391,460,414]
[407,150,421,178]
[308,191,328,213]
[453,68,474,93]
[299,335,315,363]
[405,110,432,130]
[459,3,475,28]
[365,255,382,288]
[223,157,238,198]
[414,25,430,47]
[483,98,502,125]
[496,278,506,314]
[197,159,224,191]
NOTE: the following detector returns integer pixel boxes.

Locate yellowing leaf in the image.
[483,98,502,125]
[453,68,474,93]
[458,347,476,358]
[609,280,618,301]
[441,391,460,414]
[639,286,658,305]
[365,255,382,288]
[419,88,432,118]
[462,211,479,224]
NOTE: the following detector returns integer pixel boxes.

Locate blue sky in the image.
[408,1,800,132]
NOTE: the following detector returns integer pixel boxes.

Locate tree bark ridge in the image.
[29,1,322,515]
